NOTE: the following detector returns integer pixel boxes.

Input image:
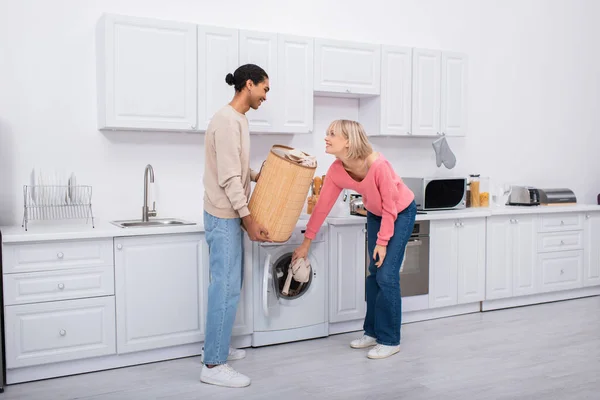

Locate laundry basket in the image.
[248,145,317,242]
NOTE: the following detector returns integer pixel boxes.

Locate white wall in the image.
[1,0,599,226]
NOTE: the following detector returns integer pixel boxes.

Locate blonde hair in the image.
[328,119,373,160]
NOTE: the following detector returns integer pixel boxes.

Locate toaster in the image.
[507,186,541,206]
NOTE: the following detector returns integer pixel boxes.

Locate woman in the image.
[293,119,416,360]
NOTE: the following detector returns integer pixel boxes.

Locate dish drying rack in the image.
[22,185,95,231]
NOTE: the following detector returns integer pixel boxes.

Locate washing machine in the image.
[252,223,328,347]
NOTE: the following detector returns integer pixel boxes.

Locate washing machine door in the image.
[262,250,315,317]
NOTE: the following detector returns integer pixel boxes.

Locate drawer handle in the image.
[560,220,564,225]
[117,244,123,250]
[57,252,64,259]
[58,283,65,290]
[59,329,67,336]
[560,269,564,275]
[560,240,565,245]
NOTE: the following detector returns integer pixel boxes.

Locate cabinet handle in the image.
[345,89,351,93]
[586,214,590,219]
[117,244,123,250]
[57,252,64,259]
[437,132,441,136]
[560,220,565,225]
[362,228,367,233]
[59,329,67,336]
[455,222,460,227]
[191,124,196,129]
[407,131,412,135]
[560,269,564,275]
[58,283,65,290]
[515,219,519,223]
[560,240,565,245]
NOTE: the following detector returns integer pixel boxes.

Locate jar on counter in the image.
[469,174,481,207]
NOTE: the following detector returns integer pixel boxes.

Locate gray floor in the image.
[3,296,599,400]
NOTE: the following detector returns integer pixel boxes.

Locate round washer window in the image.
[272,253,313,300]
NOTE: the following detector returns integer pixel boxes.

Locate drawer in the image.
[538,213,583,232]
[4,296,116,368]
[2,238,113,274]
[537,231,583,253]
[3,266,115,305]
[538,250,583,293]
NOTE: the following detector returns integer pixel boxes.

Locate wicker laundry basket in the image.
[248,145,317,242]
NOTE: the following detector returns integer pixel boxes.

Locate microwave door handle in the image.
[406,239,422,247]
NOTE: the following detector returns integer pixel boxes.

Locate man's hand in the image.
[242,215,270,242]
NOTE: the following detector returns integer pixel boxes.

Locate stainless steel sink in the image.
[111,218,196,228]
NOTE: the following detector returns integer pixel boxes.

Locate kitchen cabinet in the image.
[584,212,600,287]
[114,233,205,354]
[96,14,198,131]
[411,49,468,137]
[314,38,381,96]
[485,215,536,299]
[197,26,239,131]
[276,34,314,134]
[359,46,412,136]
[239,30,278,132]
[328,224,367,323]
[429,218,485,308]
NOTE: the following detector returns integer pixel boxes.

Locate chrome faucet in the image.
[142,164,157,222]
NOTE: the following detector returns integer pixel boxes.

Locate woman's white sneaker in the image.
[367,344,400,359]
[200,364,251,388]
[350,334,377,349]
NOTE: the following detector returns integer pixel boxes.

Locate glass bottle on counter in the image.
[469,174,481,207]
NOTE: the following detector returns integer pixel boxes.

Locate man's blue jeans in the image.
[202,211,244,365]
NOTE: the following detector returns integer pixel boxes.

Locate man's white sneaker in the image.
[227,347,246,361]
[200,364,251,388]
[350,334,377,349]
[367,344,400,359]
[201,347,246,363]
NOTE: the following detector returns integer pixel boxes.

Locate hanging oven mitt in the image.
[432,136,457,169]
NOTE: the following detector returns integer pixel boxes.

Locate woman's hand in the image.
[373,244,387,267]
[293,242,310,262]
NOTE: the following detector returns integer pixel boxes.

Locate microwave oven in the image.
[402,177,467,211]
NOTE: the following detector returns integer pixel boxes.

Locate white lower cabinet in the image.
[584,212,600,287]
[4,296,116,368]
[429,218,486,308]
[114,233,205,354]
[328,224,367,323]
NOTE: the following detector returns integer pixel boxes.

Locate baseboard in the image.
[481,286,600,311]
[6,334,253,385]
[402,302,481,323]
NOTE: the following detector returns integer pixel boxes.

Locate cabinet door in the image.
[441,52,468,137]
[277,34,314,133]
[96,14,197,131]
[512,216,537,296]
[381,45,413,135]
[583,212,600,287]
[457,218,486,304]
[411,48,441,136]
[485,216,513,299]
[197,26,239,131]
[239,30,277,132]
[329,225,367,323]
[314,39,381,95]
[429,220,458,308]
[114,234,204,354]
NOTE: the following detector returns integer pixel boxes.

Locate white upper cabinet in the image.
[411,49,441,137]
[197,26,239,131]
[96,14,198,131]
[441,52,468,137]
[411,48,468,137]
[314,39,381,96]
[359,45,412,136]
[239,30,278,133]
[277,35,314,134]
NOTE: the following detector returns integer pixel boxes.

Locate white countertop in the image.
[3,204,600,243]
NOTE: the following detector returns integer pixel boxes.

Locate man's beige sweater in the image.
[203,105,257,219]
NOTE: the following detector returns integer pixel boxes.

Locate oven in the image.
[365,220,430,298]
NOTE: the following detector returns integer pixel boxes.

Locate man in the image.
[200,63,271,388]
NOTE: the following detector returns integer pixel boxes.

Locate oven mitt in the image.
[432,136,456,169]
